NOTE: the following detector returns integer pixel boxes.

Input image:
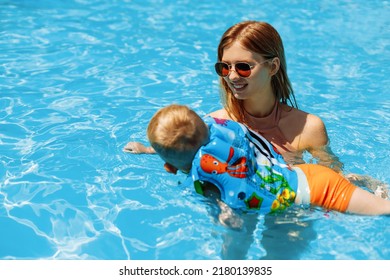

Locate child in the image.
[143,104,390,215]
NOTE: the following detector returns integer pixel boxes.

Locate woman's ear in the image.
[164,163,178,174]
[269,57,280,76]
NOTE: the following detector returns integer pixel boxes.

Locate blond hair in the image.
[147,104,209,170]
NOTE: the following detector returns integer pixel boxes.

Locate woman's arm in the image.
[301,113,344,172]
[309,145,344,173]
[345,174,389,199]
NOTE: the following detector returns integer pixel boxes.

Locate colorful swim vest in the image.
[191,117,298,214]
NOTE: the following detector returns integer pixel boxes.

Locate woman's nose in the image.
[227,68,241,80]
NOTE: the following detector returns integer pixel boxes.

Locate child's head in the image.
[147,104,209,174]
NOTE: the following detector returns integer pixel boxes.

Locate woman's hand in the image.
[345,173,389,199]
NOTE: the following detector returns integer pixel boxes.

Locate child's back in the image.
[192,116,300,214]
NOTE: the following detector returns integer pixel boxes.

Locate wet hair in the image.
[147,104,209,170]
[217,21,297,122]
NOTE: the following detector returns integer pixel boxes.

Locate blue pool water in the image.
[0,0,389,260]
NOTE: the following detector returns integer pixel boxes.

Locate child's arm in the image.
[199,182,243,229]
[202,183,258,260]
[123,142,155,154]
[216,200,244,229]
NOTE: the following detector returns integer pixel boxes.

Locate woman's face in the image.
[221,41,272,101]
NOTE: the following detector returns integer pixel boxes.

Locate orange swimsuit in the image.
[295,164,356,212]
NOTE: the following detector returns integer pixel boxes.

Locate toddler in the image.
[145,104,390,215]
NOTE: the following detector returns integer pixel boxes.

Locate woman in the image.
[125,20,343,172]
[210,20,342,171]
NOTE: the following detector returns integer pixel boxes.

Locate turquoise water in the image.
[0,0,389,260]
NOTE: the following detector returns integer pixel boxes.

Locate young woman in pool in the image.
[210,20,342,171]
[209,21,388,194]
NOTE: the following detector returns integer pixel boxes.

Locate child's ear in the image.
[164,163,178,174]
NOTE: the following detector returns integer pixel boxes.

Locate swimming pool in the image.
[0,0,389,260]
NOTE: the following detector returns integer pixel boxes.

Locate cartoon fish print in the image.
[200,147,248,178]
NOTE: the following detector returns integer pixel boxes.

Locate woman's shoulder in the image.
[280,103,322,123]
[279,103,328,148]
[206,108,232,120]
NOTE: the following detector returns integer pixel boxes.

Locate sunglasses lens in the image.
[215,62,252,77]
[215,62,230,77]
[235,63,251,77]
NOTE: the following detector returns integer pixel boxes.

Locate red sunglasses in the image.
[215,59,272,78]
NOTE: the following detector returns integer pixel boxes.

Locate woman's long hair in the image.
[217,21,297,122]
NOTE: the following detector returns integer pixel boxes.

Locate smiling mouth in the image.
[232,83,247,90]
